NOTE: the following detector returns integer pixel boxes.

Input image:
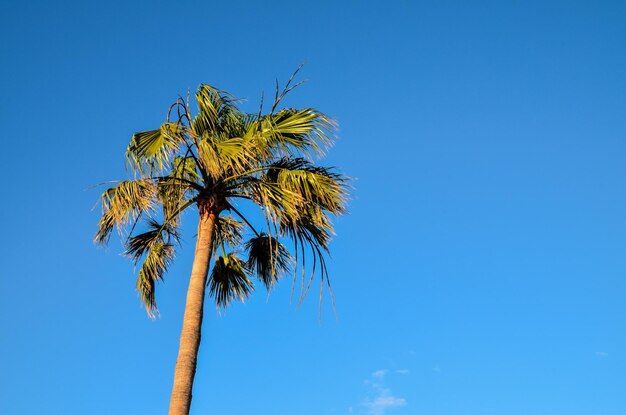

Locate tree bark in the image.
[168,210,216,415]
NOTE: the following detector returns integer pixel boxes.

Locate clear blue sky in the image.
[1,1,625,414]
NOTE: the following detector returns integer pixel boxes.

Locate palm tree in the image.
[94,71,348,415]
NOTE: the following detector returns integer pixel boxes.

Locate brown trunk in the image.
[168,209,217,415]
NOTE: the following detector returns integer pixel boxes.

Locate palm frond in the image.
[245,234,292,290]
[208,254,253,309]
[135,241,176,317]
[246,108,335,158]
[94,209,116,245]
[94,179,156,244]
[170,156,201,183]
[126,122,185,174]
[192,85,239,136]
[124,219,179,262]
[156,159,200,226]
[265,157,349,214]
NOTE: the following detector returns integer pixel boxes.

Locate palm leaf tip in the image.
[208,254,253,309]
[245,234,292,291]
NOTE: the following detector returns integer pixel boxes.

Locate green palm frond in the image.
[245,234,292,290]
[124,219,179,262]
[127,122,185,174]
[192,85,239,136]
[242,178,301,225]
[125,219,178,317]
[94,209,115,245]
[264,157,348,214]
[246,108,334,158]
[136,241,176,317]
[208,254,253,309]
[94,179,156,244]
[170,156,201,183]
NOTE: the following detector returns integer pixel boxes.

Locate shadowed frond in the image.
[124,219,179,262]
[213,216,245,253]
[208,254,253,309]
[245,234,292,290]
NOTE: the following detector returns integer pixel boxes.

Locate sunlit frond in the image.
[127,122,185,174]
[94,209,115,245]
[94,179,157,244]
[265,157,348,214]
[192,85,239,136]
[208,254,253,309]
[170,156,201,183]
[135,241,176,317]
[245,234,292,290]
[246,108,335,158]
[242,178,301,227]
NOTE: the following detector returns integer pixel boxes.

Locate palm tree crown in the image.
[95,74,349,316]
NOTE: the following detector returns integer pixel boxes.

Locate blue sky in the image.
[1,1,625,414]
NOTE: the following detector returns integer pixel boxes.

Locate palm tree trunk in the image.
[169,210,217,415]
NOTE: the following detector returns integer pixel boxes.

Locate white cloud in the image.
[595,351,608,358]
[361,370,407,415]
[363,387,407,415]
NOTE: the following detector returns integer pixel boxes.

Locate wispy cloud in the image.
[371,369,388,379]
[363,389,406,415]
[395,369,409,375]
[595,351,608,358]
[361,370,407,415]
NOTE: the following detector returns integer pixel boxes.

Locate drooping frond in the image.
[135,242,176,317]
[264,157,348,214]
[279,205,335,303]
[208,254,253,309]
[124,219,179,262]
[124,219,179,317]
[94,179,157,244]
[245,234,292,290]
[241,177,300,225]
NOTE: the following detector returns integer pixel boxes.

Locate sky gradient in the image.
[1,1,625,414]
